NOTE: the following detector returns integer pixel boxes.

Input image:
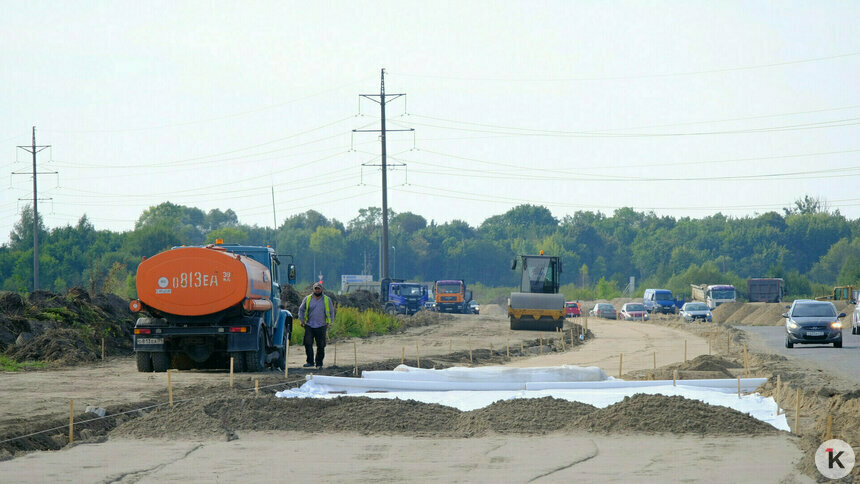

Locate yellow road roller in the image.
[508,252,565,331]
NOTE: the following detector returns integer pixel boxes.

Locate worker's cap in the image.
[313,282,323,289]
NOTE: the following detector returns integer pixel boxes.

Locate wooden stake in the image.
[708,339,711,356]
[618,353,623,378]
[450,339,452,352]
[168,369,174,406]
[794,388,800,433]
[101,338,105,360]
[401,346,405,364]
[416,343,421,368]
[684,339,687,362]
[229,357,234,388]
[569,328,574,345]
[285,341,289,378]
[469,337,473,363]
[540,335,543,355]
[333,343,337,367]
[737,376,741,399]
[490,342,493,354]
[69,399,74,444]
[521,341,524,354]
[353,342,357,376]
[744,344,749,377]
[506,338,510,358]
[561,334,566,351]
[653,351,656,370]
[776,375,781,415]
[255,379,259,394]
[825,414,832,441]
[727,333,731,354]
[673,370,677,387]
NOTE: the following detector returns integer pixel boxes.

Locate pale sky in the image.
[2,1,858,244]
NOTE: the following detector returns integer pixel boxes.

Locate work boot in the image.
[302,363,314,368]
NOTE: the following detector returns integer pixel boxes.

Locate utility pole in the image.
[12,127,53,291]
[354,69,413,280]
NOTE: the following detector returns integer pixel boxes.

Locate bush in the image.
[289,307,400,345]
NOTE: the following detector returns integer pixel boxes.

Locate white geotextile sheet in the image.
[275,366,788,431]
[362,364,609,382]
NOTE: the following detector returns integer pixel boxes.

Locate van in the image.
[643,288,678,314]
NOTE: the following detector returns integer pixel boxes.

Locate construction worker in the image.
[298,282,335,368]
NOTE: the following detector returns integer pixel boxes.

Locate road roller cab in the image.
[507,252,565,331]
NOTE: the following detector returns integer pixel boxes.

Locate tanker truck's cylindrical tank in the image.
[136,247,271,316]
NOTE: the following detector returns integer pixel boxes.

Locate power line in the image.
[389,51,860,82]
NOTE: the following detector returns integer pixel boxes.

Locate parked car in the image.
[589,303,617,320]
[468,300,480,314]
[783,299,845,348]
[565,301,581,318]
[679,302,712,322]
[854,306,860,335]
[619,302,649,321]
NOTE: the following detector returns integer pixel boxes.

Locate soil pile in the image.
[110,392,780,441]
[711,301,743,323]
[0,288,136,363]
[336,290,383,312]
[471,397,597,434]
[576,394,779,435]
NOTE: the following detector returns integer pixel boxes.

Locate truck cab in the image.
[382,278,428,315]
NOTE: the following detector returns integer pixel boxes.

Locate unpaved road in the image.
[0,306,704,429]
[1,432,810,483]
[505,316,709,373]
[739,325,860,385]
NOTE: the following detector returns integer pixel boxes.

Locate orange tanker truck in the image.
[129,241,296,372]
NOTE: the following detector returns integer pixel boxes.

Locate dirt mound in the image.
[336,290,383,312]
[279,284,302,315]
[1,288,136,364]
[675,354,739,374]
[111,391,781,441]
[0,292,25,314]
[5,328,99,365]
[471,397,597,434]
[577,394,779,435]
[711,301,743,323]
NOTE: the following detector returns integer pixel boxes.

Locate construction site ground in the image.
[1,300,858,482]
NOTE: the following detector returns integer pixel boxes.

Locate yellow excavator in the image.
[815,285,857,304]
[507,252,565,331]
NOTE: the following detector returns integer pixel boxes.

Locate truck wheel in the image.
[245,331,266,372]
[229,352,246,373]
[136,352,153,372]
[151,352,170,372]
[277,331,288,370]
[385,305,396,316]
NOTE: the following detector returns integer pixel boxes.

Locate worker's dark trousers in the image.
[303,326,327,366]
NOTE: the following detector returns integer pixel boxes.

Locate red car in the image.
[565,301,581,318]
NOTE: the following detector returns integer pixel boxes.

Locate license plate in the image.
[805,331,824,337]
[137,337,164,345]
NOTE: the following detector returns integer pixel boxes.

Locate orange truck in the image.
[129,242,296,373]
[434,279,471,314]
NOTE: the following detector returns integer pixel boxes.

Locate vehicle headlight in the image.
[831,321,842,329]
[787,321,799,329]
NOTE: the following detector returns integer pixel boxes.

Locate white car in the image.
[679,302,712,322]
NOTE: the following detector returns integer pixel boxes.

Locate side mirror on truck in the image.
[287,264,296,284]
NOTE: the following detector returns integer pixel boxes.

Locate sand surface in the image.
[0,431,811,483]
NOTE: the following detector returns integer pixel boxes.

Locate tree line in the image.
[2,197,859,301]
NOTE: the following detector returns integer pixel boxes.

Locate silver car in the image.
[589,303,617,320]
[784,299,845,348]
[853,306,860,335]
[679,302,712,322]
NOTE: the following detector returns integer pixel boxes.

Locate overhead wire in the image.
[388,51,860,82]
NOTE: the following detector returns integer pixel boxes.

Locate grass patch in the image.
[290,307,401,345]
[0,355,46,371]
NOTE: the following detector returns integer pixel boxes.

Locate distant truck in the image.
[435,279,470,313]
[690,284,736,309]
[381,278,428,315]
[747,278,785,303]
[130,242,296,373]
